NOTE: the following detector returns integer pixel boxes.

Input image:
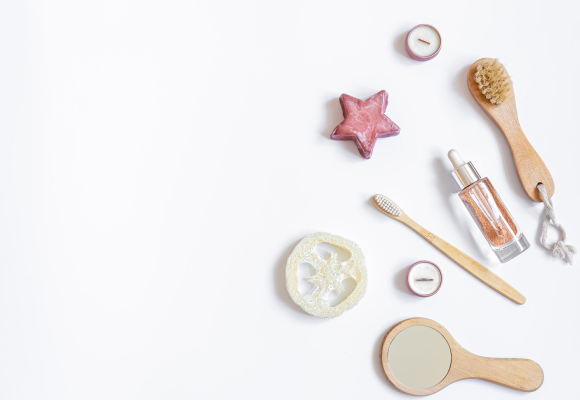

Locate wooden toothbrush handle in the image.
[502,125,554,202]
[460,355,544,392]
[402,216,526,305]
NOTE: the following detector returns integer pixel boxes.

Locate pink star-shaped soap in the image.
[330,90,400,159]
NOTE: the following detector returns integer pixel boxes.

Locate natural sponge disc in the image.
[286,232,367,318]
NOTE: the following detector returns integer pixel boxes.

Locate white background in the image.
[1,0,579,399]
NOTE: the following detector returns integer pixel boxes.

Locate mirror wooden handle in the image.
[468,356,544,392]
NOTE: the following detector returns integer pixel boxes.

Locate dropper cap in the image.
[448,149,481,189]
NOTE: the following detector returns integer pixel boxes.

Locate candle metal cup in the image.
[405,24,442,61]
[406,260,443,297]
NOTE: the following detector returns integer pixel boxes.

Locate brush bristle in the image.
[474,59,512,105]
[374,195,402,217]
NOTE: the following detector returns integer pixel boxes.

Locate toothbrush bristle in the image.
[474,59,512,105]
[374,195,402,217]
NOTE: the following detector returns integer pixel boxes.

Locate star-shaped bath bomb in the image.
[330,90,400,159]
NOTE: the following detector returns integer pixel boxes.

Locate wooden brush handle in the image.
[461,355,544,392]
[500,122,554,202]
[401,215,526,305]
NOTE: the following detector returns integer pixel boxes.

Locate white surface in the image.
[0,1,579,399]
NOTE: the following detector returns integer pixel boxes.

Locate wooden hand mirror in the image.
[381,318,543,395]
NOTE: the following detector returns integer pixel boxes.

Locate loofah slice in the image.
[286,232,367,318]
[474,59,512,105]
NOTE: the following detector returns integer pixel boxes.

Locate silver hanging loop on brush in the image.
[537,183,576,264]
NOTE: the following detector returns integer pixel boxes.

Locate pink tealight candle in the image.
[405,24,442,61]
[406,261,442,297]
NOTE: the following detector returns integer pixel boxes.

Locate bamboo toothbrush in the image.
[373,194,526,305]
[467,58,554,202]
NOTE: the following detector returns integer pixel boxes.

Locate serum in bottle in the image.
[448,149,529,263]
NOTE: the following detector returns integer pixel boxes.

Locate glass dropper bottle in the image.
[448,149,530,263]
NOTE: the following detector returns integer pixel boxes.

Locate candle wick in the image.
[418,38,431,45]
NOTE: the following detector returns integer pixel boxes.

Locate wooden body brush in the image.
[373,194,525,305]
[468,58,576,264]
[467,58,554,202]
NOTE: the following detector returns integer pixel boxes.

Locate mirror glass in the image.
[388,326,452,389]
